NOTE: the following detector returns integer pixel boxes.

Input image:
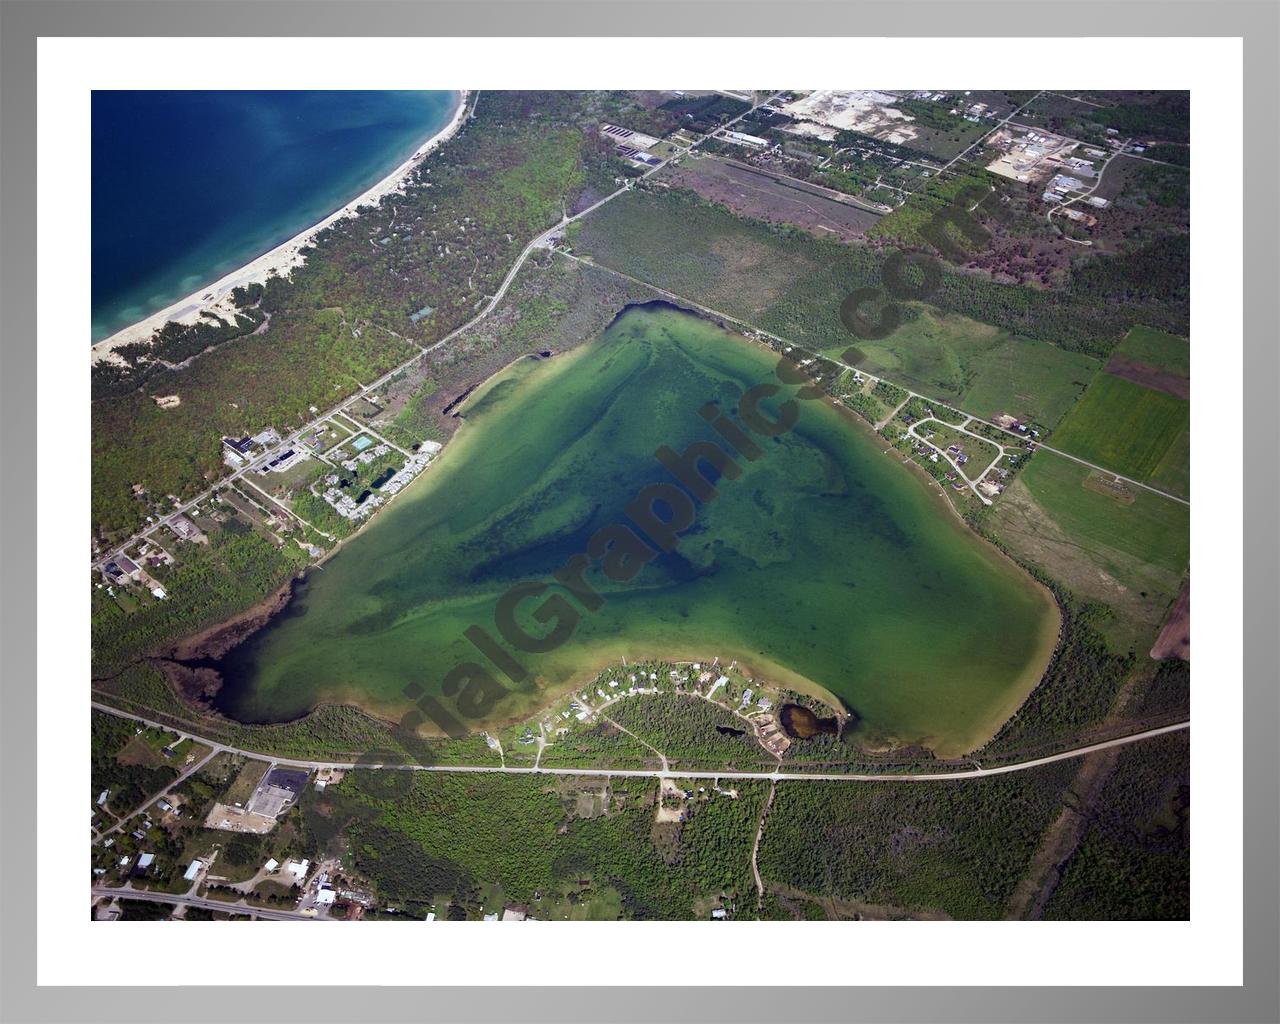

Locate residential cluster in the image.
[99,550,168,600]
[378,444,440,496]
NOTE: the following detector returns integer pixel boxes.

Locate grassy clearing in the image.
[571,190,1126,434]
[314,420,353,453]
[573,186,1186,359]
[825,307,1101,429]
[1013,456,1189,575]
[220,759,270,808]
[987,453,1188,652]
[1051,373,1189,484]
[1148,430,1191,499]
[1111,325,1189,377]
[92,711,180,817]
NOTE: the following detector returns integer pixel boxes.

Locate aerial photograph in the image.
[89,88,1190,924]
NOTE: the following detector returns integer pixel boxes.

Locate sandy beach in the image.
[91,89,469,365]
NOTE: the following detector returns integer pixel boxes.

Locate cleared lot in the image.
[823,306,1100,429]
[664,156,883,241]
[989,453,1189,652]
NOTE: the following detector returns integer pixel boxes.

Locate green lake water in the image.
[216,305,1058,755]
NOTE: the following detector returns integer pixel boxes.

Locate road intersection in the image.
[91,699,1187,787]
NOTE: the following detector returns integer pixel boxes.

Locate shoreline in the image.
[91,89,469,365]
[165,306,1061,756]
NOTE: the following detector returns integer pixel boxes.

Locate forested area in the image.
[1044,732,1189,919]
[1021,91,1190,146]
[90,711,178,815]
[571,186,1189,364]
[605,694,772,770]
[91,309,415,539]
[91,284,268,398]
[1072,92,1191,145]
[757,763,1076,919]
[537,720,658,770]
[865,170,997,250]
[92,91,645,541]
[91,526,305,677]
[1137,657,1190,719]
[303,771,769,920]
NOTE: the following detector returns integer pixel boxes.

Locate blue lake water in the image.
[91,90,458,343]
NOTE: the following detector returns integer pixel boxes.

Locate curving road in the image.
[559,250,1190,508]
[92,93,784,575]
[91,699,1187,785]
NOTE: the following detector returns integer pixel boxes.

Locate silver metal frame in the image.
[1,2,1275,1020]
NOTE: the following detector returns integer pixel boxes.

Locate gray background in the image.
[1,2,1275,1022]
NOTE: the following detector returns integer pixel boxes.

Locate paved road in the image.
[1045,137,1131,230]
[93,88,1183,576]
[92,94,783,575]
[937,90,1045,174]
[905,419,994,504]
[559,251,1189,508]
[94,747,218,845]
[91,699,1187,784]
[91,886,322,922]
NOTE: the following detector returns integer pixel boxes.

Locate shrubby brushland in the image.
[89,91,1190,922]
[92,92,651,541]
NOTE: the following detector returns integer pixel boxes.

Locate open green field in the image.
[92,711,180,817]
[988,452,1189,652]
[570,187,1185,360]
[1148,430,1191,499]
[824,307,1100,429]
[216,304,1059,757]
[567,188,1183,446]
[1111,326,1190,377]
[1050,373,1189,486]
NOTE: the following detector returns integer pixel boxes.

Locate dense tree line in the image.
[1081,93,1190,144]
[1044,732,1189,919]
[306,770,768,920]
[757,763,1075,919]
[658,93,750,133]
[1022,92,1190,146]
[91,526,305,677]
[92,284,268,399]
[114,898,173,921]
[1137,656,1190,719]
[606,693,771,769]
[90,711,178,813]
[976,591,1133,759]
[538,720,658,770]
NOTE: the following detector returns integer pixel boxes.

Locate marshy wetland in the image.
[216,304,1059,756]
